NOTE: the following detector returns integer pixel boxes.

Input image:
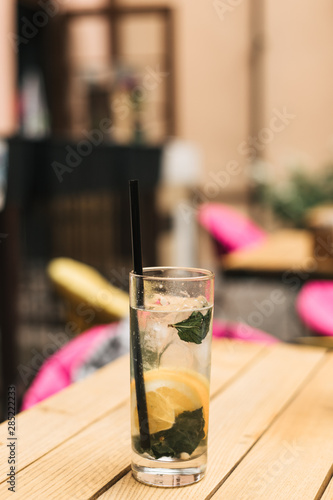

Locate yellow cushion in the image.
[47,258,129,322]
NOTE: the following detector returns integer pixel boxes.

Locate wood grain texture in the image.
[101,345,325,499]
[210,340,265,397]
[212,353,333,500]
[0,404,131,500]
[0,354,129,482]
[321,477,333,500]
[0,340,264,497]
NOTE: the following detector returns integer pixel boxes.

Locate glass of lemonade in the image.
[129,267,214,487]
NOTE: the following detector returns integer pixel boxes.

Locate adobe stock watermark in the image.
[220,233,333,337]
[241,439,304,499]
[52,118,112,183]
[8,0,68,53]
[213,0,243,21]
[236,288,286,332]
[282,233,333,291]
[109,266,130,289]
[238,107,296,160]
[52,64,168,183]
[111,65,169,121]
[18,330,71,387]
[179,107,295,223]
[17,287,120,386]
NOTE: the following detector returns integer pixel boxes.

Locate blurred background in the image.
[1,0,333,413]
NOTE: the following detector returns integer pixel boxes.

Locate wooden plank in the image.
[0,341,264,498]
[210,340,266,397]
[0,404,131,500]
[0,341,263,489]
[212,353,333,500]
[321,478,333,500]
[222,229,316,273]
[0,354,129,482]
[100,344,325,499]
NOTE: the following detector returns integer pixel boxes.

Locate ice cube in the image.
[192,334,212,372]
[160,341,194,369]
[160,296,168,306]
[151,321,171,343]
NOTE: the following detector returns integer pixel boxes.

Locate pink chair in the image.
[198,203,266,254]
[212,319,279,345]
[22,318,278,411]
[296,281,333,337]
[21,323,118,411]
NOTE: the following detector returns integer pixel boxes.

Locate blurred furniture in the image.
[21,323,117,411]
[46,5,175,140]
[221,228,333,277]
[198,202,266,254]
[0,136,162,416]
[22,318,277,411]
[47,258,129,331]
[198,203,333,342]
[294,336,333,348]
[0,341,332,498]
[296,281,333,337]
[198,203,333,277]
[306,204,333,271]
[160,139,202,267]
[212,319,279,345]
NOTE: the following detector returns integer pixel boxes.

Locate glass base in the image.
[131,451,207,487]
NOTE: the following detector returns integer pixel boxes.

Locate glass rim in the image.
[130,266,215,281]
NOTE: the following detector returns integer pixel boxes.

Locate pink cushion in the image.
[296,281,333,336]
[212,319,279,345]
[198,203,266,254]
[21,324,117,411]
[22,318,278,412]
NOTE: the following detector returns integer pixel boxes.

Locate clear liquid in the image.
[130,295,213,486]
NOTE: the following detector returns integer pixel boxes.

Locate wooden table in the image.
[1,340,333,499]
[222,229,333,277]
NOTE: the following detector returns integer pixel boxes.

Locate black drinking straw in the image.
[129,180,150,450]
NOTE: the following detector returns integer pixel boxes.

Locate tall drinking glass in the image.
[129,267,214,487]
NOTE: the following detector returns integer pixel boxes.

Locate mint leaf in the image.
[133,407,205,459]
[169,308,212,344]
[151,407,205,458]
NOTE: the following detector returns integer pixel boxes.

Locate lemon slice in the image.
[131,368,209,436]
